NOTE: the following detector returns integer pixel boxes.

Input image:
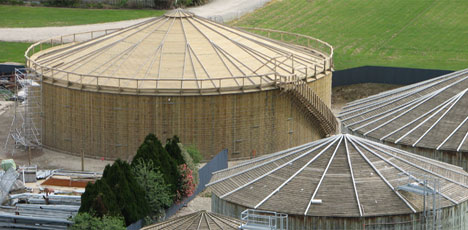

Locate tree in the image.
[80,159,150,226]
[132,134,180,195]
[102,159,149,226]
[71,212,126,230]
[132,159,173,220]
[79,180,119,217]
[165,136,185,165]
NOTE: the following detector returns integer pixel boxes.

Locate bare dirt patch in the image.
[331,83,402,115]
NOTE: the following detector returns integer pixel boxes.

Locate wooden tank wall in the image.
[344,128,468,171]
[41,74,332,160]
[212,194,468,230]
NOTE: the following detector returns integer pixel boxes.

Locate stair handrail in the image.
[278,75,338,135]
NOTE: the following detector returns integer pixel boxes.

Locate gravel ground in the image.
[0,18,153,43]
[0,0,272,43]
[188,0,271,23]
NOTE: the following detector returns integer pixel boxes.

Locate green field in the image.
[0,42,31,63]
[232,0,468,70]
[0,5,164,27]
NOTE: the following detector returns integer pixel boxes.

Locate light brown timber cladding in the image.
[41,73,331,160]
[212,194,468,230]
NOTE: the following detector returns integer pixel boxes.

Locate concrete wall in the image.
[41,73,332,160]
[212,194,468,230]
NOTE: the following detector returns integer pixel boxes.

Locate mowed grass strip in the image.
[232,0,468,70]
[0,5,164,28]
[0,42,31,64]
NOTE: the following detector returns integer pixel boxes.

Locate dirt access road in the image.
[0,0,272,43]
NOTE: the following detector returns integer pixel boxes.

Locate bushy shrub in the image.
[131,134,199,204]
[0,0,23,5]
[153,0,173,9]
[132,134,180,195]
[184,145,203,164]
[176,164,196,203]
[79,180,119,217]
[71,212,126,230]
[102,159,149,226]
[178,143,199,187]
[132,158,173,220]
[80,159,149,226]
[43,0,79,7]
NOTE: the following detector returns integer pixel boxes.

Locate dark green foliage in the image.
[71,212,126,230]
[102,159,149,226]
[153,0,173,9]
[165,136,185,165]
[132,159,173,220]
[0,0,23,5]
[43,0,80,7]
[79,180,119,217]
[132,134,180,195]
[80,159,149,226]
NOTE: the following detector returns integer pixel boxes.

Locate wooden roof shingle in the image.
[141,210,244,230]
[208,134,468,217]
[339,68,468,152]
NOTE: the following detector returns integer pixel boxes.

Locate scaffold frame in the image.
[3,68,42,154]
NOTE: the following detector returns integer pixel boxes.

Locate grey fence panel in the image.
[333,66,453,87]
[164,149,228,219]
[126,219,143,230]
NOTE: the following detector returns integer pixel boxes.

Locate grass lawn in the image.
[232,0,468,71]
[0,42,31,64]
[0,5,164,28]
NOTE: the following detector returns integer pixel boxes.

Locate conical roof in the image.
[28,9,331,95]
[207,134,468,217]
[140,210,244,230]
[339,68,468,152]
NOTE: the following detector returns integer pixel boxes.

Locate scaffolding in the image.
[396,172,441,230]
[3,68,42,154]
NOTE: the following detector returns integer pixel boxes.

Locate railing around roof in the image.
[240,209,288,230]
[24,28,333,95]
[239,27,334,71]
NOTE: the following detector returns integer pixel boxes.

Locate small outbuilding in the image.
[208,134,468,229]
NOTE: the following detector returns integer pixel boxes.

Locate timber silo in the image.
[25,9,337,160]
[339,68,468,170]
[208,134,468,230]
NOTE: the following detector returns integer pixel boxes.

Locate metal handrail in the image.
[279,75,338,135]
[24,28,333,95]
[239,27,334,70]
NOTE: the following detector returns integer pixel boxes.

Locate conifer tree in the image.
[132,134,180,195]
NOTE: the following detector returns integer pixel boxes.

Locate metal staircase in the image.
[278,75,338,136]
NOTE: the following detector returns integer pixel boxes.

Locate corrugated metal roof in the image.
[339,68,468,152]
[141,210,244,230]
[28,9,331,93]
[208,134,468,217]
